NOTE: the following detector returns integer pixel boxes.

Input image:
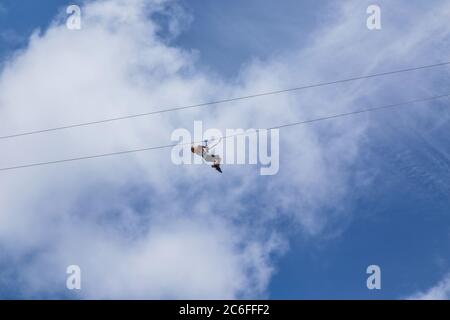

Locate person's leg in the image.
[212,157,222,173]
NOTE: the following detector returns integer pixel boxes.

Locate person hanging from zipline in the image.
[191,139,222,173]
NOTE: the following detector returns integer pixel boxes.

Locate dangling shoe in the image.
[212,164,222,173]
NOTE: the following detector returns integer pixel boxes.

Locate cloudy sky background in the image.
[0,0,449,299]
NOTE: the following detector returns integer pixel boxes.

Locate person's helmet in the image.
[191,146,194,153]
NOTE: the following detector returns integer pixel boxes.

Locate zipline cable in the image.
[0,92,448,172]
[0,61,449,140]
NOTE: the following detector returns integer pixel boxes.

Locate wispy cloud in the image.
[406,274,450,300]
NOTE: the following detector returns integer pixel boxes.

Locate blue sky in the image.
[0,0,449,299]
[0,1,77,56]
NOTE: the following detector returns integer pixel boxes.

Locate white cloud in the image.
[15,216,280,299]
[407,274,450,300]
[0,0,449,298]
[0,0,283,298]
